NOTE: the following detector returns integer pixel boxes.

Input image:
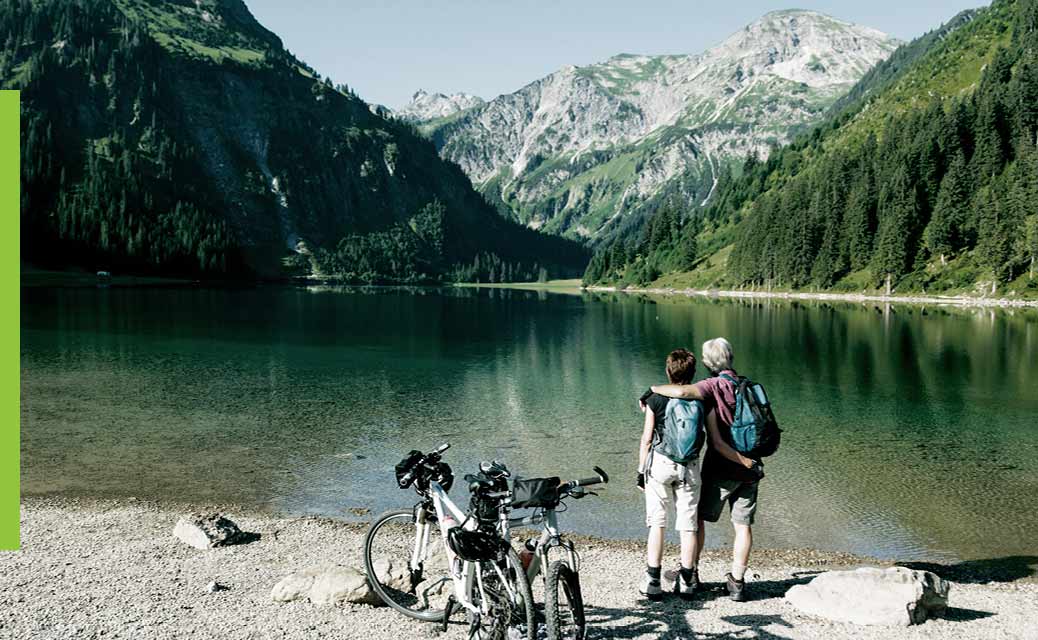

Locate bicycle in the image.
[467,460,609,640]
[363,444,536,640]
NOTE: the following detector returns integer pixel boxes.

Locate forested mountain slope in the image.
[9,0,585,282]
[405,11,898,246]
[587,0,1038,299]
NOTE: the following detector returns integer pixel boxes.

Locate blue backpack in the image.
[719,373,781,457]
[652,398,705,465]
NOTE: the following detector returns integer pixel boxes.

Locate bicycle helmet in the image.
[447,527,506,562]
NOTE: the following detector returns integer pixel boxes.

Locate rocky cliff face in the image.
[404,10,899,243]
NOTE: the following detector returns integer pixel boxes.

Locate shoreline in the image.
[587,284,1038,308]
[3,496,1035,639]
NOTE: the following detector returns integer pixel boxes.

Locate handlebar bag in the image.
[510,476,561,509]
[395,450,424,488]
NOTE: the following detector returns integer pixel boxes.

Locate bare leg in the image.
[646,526,665,569]
[679,530,698,569]
[731,524,752,580]
[693,518,705,567]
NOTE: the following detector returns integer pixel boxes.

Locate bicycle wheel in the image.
[364,509,452,622]
[468,549,535,640]
[544,560,586,640]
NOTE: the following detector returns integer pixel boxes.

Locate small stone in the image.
[173,514,247,550]
[206,581,227,593]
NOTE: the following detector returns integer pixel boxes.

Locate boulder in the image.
[271,567,381,606]
[370,557,412,592]
[415,577,452,610]
[173,514,247,550]
[785,566,950,626]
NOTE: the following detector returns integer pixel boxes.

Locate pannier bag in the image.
[510,476,561,509]
[447,527,507,562]
[719,373,782,457]
[656,398,706,465]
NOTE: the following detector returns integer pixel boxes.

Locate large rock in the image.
[370,558,411,592]
[173,514,247,549]
[271,567,381,606]
[786,567,950,626]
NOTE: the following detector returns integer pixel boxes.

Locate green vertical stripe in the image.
[1,90,19,551]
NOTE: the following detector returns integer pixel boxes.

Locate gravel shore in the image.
[587,285,1038,308]
[2,497,1035,639]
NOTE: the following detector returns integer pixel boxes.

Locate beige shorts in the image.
[644,453,701,531]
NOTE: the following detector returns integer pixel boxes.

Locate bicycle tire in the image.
[466,548,537,640]
[544,560,586,640]
[363,509,450,622]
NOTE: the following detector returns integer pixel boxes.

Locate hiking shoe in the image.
[639,573,663,601]
[725,573,746,602]
[677,568,699,600]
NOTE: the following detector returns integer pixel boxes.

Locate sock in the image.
[731,562,747,581]
[646,565,661,581]
[679,566,696,583]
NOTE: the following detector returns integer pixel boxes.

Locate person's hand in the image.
[747,460,765,481]
[637,472,645,491]
[638,388,652,412]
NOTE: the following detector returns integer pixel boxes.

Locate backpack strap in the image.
[718,372,741,386]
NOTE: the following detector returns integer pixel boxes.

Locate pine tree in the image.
[924,152,970,264]
[845,162,876,271]
[972,90,1009,182]
[975,181,1016,287]
[873,166,918,293]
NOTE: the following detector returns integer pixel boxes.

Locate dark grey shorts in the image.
[699,476,758,525]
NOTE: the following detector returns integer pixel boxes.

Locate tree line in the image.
[587,0,1038,295]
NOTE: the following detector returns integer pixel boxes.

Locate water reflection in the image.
[20,286,1038,561]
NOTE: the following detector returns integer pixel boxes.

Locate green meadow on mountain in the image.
[586,0,1038,299]
[8,0,586,282]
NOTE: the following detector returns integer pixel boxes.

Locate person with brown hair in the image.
[636,348,705,601]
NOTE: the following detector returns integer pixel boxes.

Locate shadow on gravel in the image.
[942,607,996,622]
[897,556,1038,584]
[584,574,818,639]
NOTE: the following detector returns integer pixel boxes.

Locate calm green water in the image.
[20,285,1038,561]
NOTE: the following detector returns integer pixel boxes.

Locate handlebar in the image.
[559,466,609,494]
[397,443,450,489]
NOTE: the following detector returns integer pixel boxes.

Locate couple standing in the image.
[636,338,767,602]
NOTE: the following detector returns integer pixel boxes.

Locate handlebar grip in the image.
[399,469,416,488]
[573,477,603,487]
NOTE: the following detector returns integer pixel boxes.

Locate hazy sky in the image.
[245,1,990,109]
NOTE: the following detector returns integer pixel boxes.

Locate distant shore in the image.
[587,284,1038,308]
[3,497,1035,639]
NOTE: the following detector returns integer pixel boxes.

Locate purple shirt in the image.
[694,369,757,481]
[693,369,738,427]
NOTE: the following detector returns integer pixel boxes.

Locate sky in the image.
[245,1,991,109]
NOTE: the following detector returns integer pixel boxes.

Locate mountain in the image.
[394,89,485,122]
[410,10,898,245]
[586,0,1038,298]
[10,0,585,282]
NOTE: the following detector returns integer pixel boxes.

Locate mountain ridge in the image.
[10,0,586,282]
[403,9,899,244]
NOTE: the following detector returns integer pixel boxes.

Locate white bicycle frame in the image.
[412,480,519,618]
[500,506,579,585]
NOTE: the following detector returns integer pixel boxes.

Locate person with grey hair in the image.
[648,337,765,602]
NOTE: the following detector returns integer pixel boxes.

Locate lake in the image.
[20,284,1038,562]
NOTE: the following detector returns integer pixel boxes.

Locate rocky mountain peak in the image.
[394,89,485,122]
[409,10,900,242]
